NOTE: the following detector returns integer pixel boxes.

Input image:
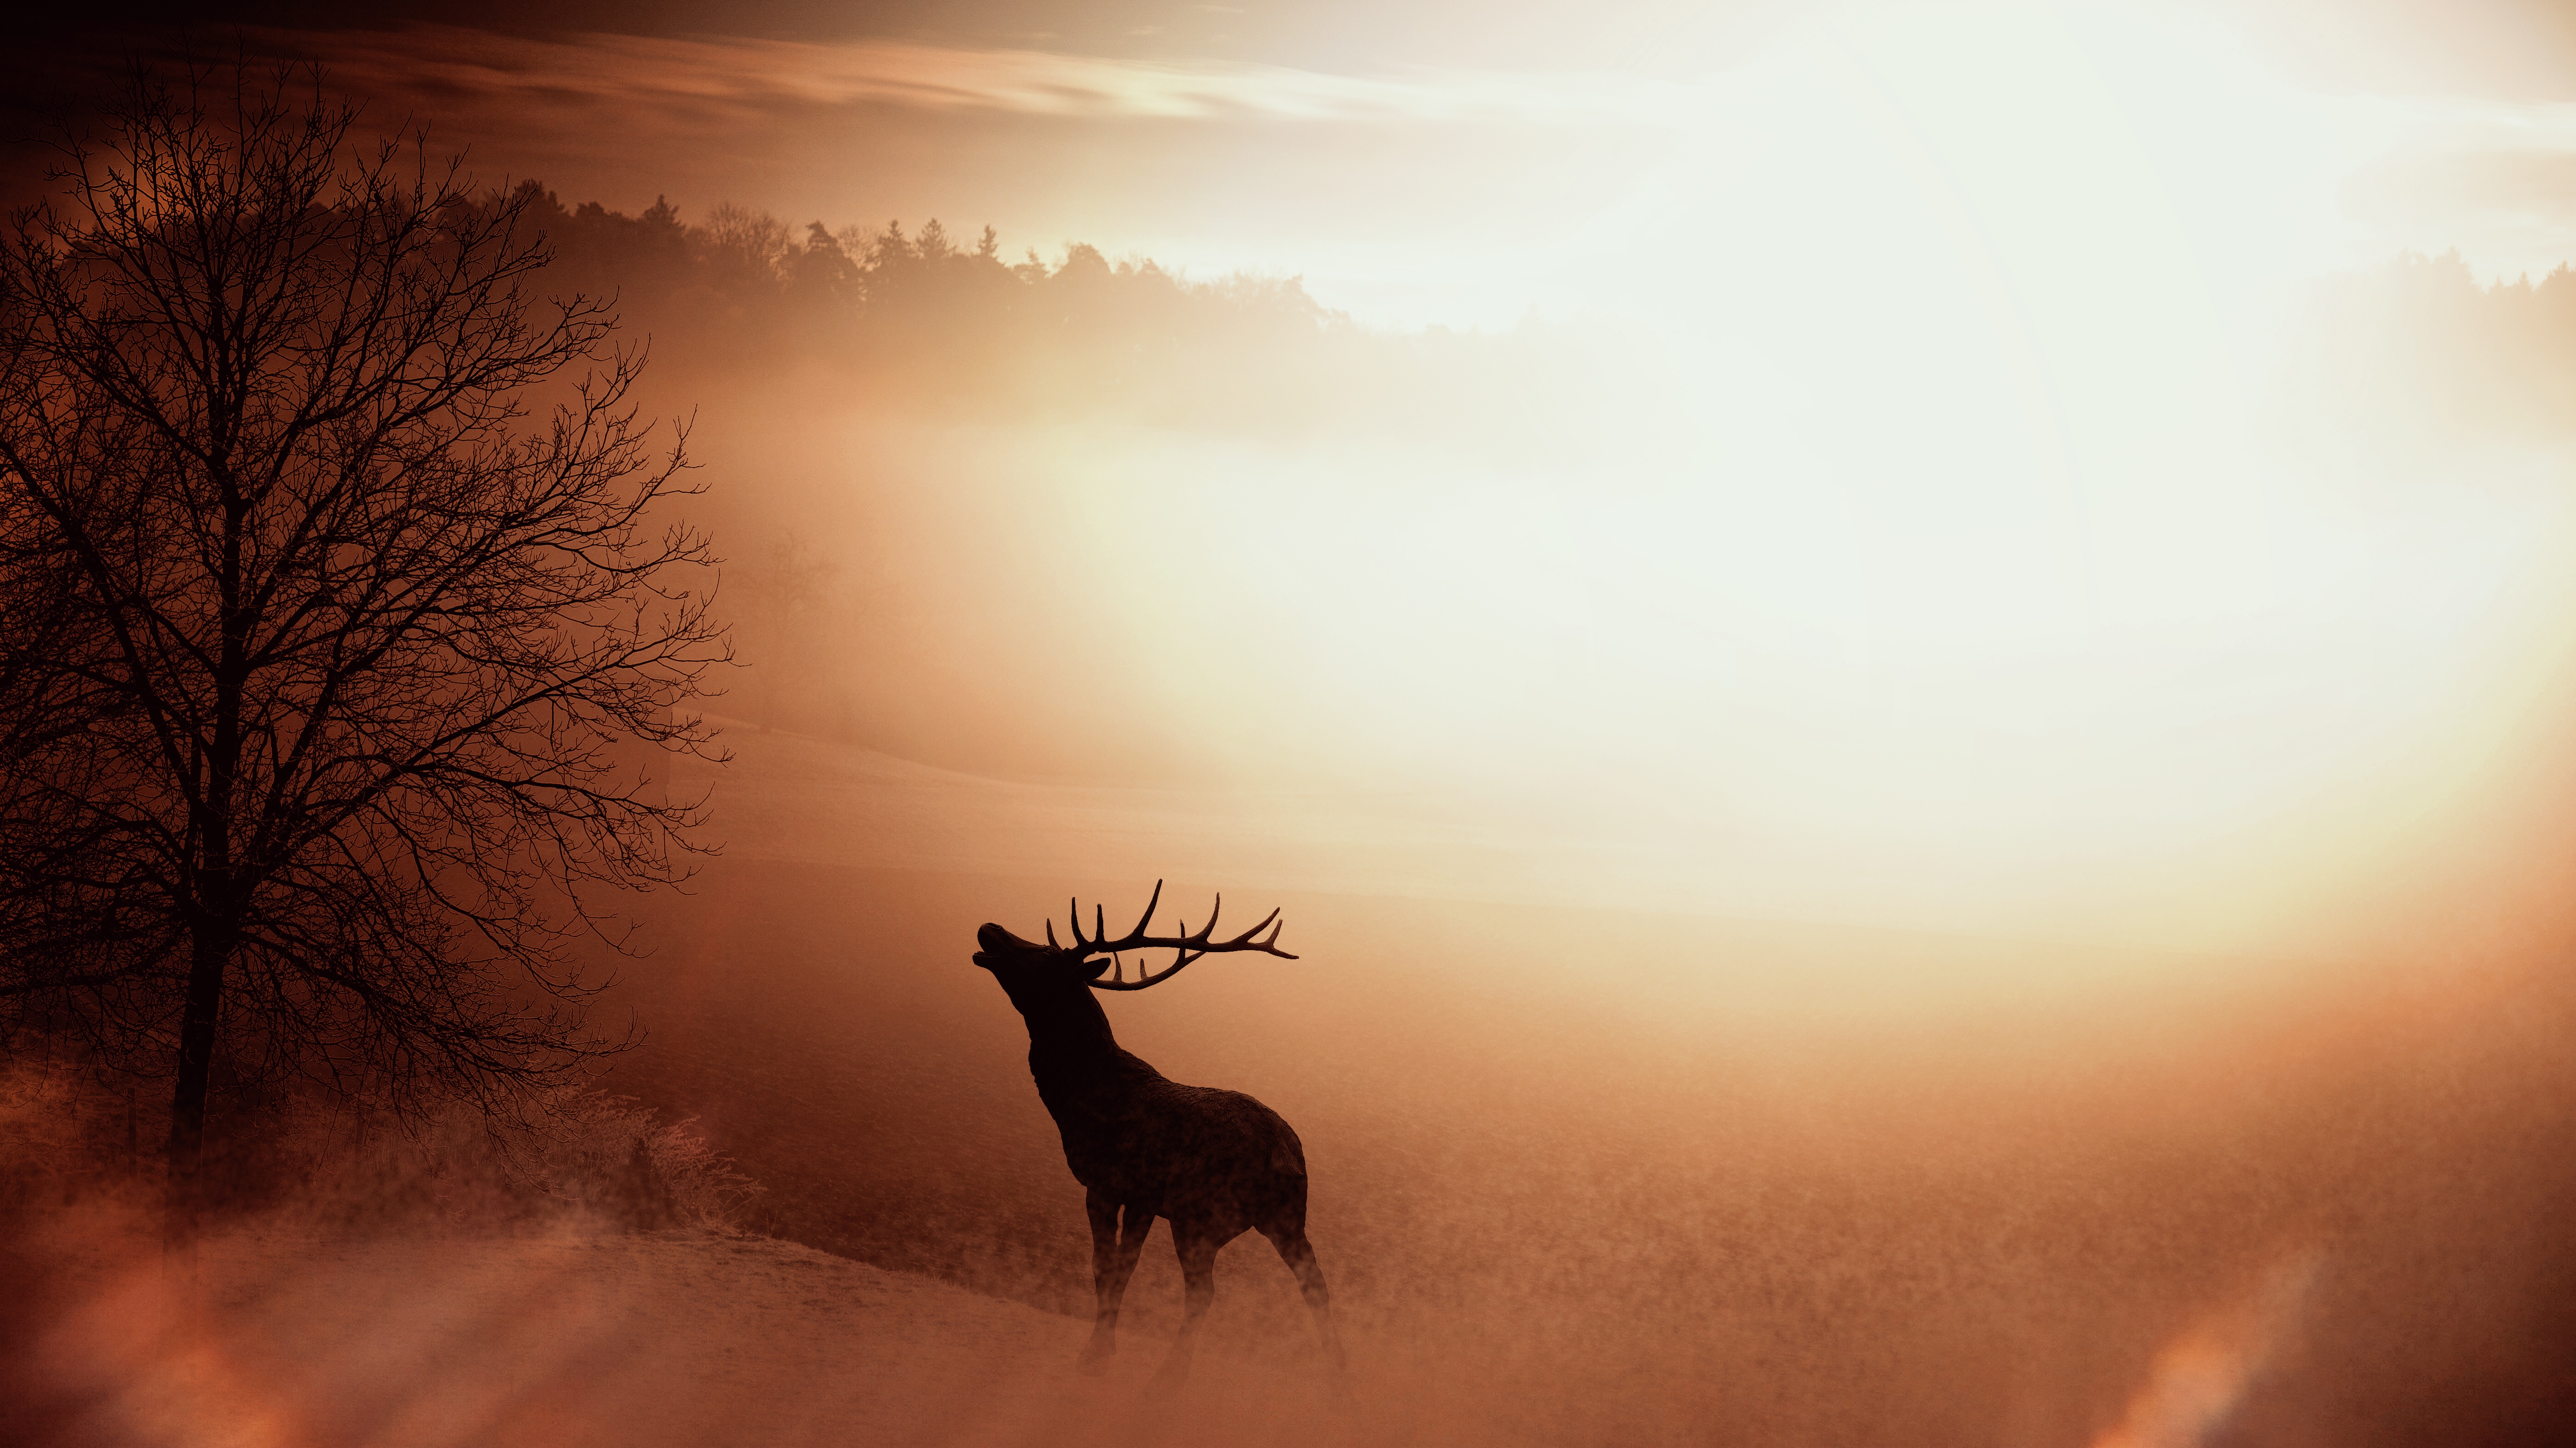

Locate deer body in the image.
[975,886,1343,1392]
[1034,1041,1307,1216]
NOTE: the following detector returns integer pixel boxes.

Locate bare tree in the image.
[0,64,730,1214]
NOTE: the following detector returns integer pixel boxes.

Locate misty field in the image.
[596,726,2576,1447]
[10,706,2576,1446]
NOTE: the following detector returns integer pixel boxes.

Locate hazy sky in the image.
[27,0,2576,80]
[14,0,2576,324]
[16,0,2576,950]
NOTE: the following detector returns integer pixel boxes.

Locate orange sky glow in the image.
[13,5,2576,1446]
[1,0,2563,970]
[268,0,2576,963]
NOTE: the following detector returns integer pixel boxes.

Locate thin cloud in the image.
[269,24,1697,129]
[2317,92,2576,272]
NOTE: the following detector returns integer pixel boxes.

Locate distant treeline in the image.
[2290,250,2576,445]
[496,182,1597,435]
[506,185,2576,450]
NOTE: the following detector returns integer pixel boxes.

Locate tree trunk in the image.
[165,876,230,1240]
[168,459,247,1239]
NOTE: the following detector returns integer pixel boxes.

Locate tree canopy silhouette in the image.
[492,183,1400,425]
[0,65,728,1212]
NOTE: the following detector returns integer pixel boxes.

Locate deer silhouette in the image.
[973,881,1345,1392]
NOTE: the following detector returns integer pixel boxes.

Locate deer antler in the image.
[1066,879,1298,991]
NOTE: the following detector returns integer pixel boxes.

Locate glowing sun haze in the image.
[758,0,2576,953]
[92,0,2576,954]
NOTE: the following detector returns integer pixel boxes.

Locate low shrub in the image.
[0,1052,763,1234]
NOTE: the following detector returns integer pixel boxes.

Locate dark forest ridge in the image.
[498,176,2576,449]
[495,181,1635,445]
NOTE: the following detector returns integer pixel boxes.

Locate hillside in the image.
[11,719,2572,1448]
[573,721,2576,1447]
[6,1216,1354,1448]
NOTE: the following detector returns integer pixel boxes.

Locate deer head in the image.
[973,880,1298,1001]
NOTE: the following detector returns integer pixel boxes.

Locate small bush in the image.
[0,1059,152,1212]
[427,1088,767,1232]
[0,1053,762,1234]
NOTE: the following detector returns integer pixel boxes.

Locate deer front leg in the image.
[1080,1192,1153,1374]
[1148,1225,1220,1397]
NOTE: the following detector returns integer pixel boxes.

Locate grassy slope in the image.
[9,1216,1355,1448]
[574,723,2576,1448]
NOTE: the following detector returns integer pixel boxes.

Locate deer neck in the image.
[1015,982,1123,1074]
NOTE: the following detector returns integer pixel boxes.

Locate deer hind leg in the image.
[1081,1192,1155,1373]
[1260,1216,1348,1375]
[1147,1223,1221,1397]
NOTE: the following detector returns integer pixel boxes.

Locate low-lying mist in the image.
[641,222,2576,957]
[16,172,2576,1445]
